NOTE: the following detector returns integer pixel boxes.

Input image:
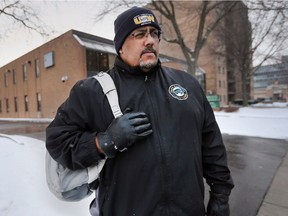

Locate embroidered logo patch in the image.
[168,84,188,100]
[134,14,155,25]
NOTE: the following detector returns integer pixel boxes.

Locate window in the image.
[36,93,42,112]
[13,69,17,84]
[86,50,109,77]
[23,64,27,81]
[14,97,18,112]
[0,100,2,113]
[98,53,109,72]
[5,98,9,113]
[4,72,8,87]
[35,59,40,77]
[219,80,222,88]
[44,51,55,68]
[24,95,29,112]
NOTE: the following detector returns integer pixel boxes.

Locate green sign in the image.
[206,95,220,109]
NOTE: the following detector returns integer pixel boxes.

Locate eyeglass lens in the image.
[131,29,161,40]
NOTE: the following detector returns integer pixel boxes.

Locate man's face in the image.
[120,26,161,72]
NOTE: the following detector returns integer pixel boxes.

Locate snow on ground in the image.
[0,103,288,216]
[215,104,288,140]
[0,134,94,216]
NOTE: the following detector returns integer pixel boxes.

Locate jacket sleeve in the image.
[46,79,105,170]
[201,94,234,195]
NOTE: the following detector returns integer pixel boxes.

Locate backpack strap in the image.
[45,72,122,202]
[93,72,123,118]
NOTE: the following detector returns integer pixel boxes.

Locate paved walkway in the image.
[257,152,288,216]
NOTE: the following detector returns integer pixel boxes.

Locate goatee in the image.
[140,60,158,72]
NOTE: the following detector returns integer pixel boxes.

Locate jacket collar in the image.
[114,56,161,76]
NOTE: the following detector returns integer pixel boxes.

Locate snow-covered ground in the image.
[0,103,288,216]
[0,135,94,216]
[215,103,288,140]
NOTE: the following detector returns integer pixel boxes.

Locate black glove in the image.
[207,191,230,216]
[97,111,152,158]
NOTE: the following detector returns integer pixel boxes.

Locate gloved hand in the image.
[206,191,230,216]
[97,111,152,158]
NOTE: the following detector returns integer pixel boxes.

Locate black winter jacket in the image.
[46,57,234,216]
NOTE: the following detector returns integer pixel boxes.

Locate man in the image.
[46,6,234,216]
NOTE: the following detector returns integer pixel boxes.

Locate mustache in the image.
[140,47,157,57]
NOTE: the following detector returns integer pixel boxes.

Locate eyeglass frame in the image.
[129,28,162,40]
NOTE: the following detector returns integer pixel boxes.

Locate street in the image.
[0,120,49,141]
[1,121,288,216]
[224,135,288,216]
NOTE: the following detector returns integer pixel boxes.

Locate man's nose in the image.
[144,33,155,45]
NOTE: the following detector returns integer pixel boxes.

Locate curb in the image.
[256,152,288,216]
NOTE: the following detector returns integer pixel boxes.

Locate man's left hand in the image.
[206,191,230,216]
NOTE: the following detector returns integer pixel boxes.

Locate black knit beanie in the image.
[114,6,161,54]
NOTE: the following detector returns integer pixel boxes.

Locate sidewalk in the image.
[256,152,288,216]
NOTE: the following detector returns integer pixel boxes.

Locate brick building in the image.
[0,2,252,118]
[0,30,187,119]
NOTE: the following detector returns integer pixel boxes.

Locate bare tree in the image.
[245,0,288,67]
[210,2,252,106]
[213,0,288,105]
[0,0,48,37]
[95,0,238,77]
[148,1,239,76]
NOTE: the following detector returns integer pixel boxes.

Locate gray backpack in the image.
[45,72,122,202]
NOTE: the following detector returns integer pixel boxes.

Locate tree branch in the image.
[0,0,49,37]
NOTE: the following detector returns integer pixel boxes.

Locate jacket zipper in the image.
[144,75,171,207]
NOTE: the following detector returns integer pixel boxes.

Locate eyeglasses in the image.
[130,29,162,40]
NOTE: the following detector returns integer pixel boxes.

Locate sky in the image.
[0,103,288,216]
[0,0,126,67]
